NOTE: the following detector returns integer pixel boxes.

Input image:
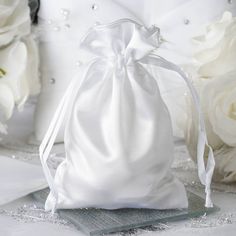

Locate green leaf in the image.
[0,68,6,78]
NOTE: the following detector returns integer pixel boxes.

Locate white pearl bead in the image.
[94,21,101,26]
[61,8,70,16]
[47,19,53,25]
[75,61,82,67]
[50,78,56,84]
[63,15,69,20]
[183,18,190,25]
[91,4,98,10]
[60,9,70,21]
[64,24,71,30]
[53,26,61,32]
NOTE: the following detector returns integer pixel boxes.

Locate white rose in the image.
[214,146,236,183]
[0,36,40,132]
[0,0,30,47]
[193,11,236,78]
[185,12,236,183]
[185,72,236,183]
[185,79,224,161]
[203,72,236,147]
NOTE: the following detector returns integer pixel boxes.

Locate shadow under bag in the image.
[39,19,215,212]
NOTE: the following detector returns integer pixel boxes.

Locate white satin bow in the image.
[39,19,215,212]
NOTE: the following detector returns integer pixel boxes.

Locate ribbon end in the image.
[205,186,214,208]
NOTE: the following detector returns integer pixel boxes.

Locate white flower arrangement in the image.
[185,12,236,183]
[0,0,31,46]
[0,0,40,134]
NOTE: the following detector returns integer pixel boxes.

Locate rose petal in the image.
[204,72,236,147]
[193,11,233,52]
[23,36,40,96]
[0,83,14,120]
[0,41,28,103]
[0,0,30,47]
[199,37,236,77]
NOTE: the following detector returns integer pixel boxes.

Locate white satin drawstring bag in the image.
[40,19,215,212]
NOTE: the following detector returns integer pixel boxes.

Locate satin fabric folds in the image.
[43,19,189,211]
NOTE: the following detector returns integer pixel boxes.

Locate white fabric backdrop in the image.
[1,0,236,235]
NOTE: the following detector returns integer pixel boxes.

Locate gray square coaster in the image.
[33,189,219,236]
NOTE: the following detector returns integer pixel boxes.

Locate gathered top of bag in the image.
[80,19,161,61]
